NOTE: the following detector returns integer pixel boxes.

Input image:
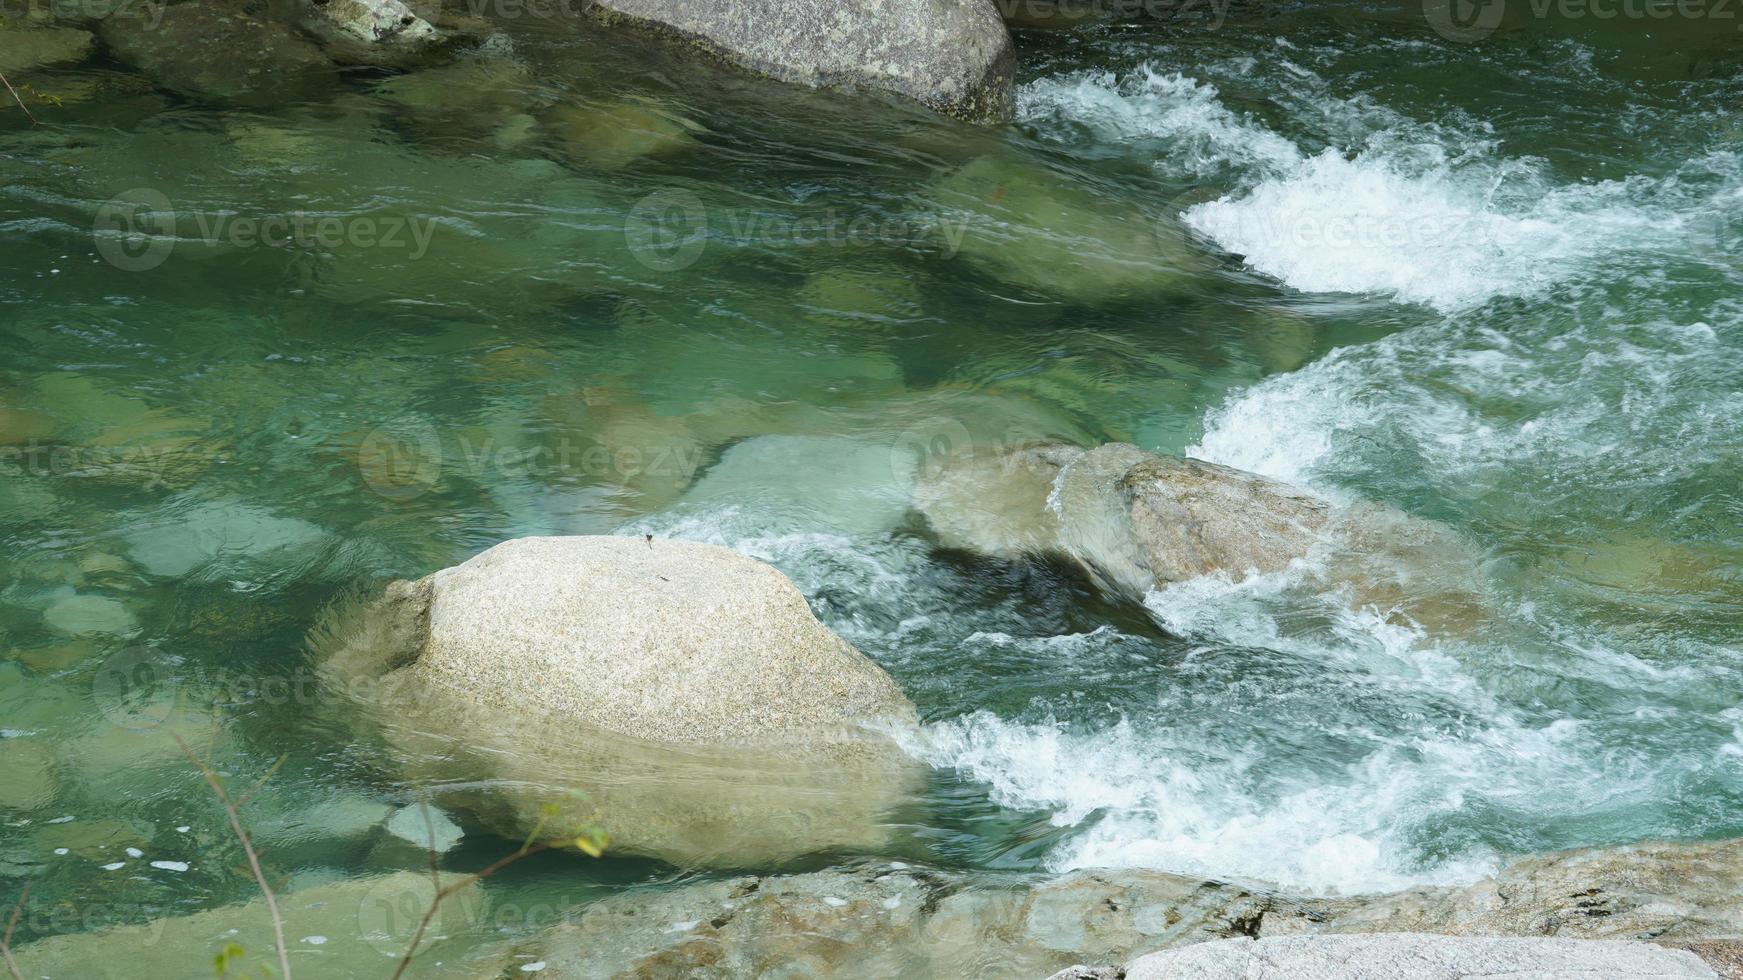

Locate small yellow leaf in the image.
[574,835,605,858]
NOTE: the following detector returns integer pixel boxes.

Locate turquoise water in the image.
[3,0,1743,967]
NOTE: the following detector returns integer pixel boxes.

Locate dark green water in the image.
[2,1,1742,972]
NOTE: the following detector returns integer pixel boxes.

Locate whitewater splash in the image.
[1020,65,1730,311]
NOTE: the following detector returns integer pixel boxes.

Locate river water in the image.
[2,0,1741,970]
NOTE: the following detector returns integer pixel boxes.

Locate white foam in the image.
[1019,64,1723,312]
[1020,68,1302,177]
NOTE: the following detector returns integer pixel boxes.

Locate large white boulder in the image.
[585,0,1016,120]
[317,535,921,866]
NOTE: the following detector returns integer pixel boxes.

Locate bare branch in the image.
[388,841,558,980]
[172,734,292,980]
[0,71,37,126]
[2,881,30,980]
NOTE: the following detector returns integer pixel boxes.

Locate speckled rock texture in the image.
[316,535,922,866]
[586,0,1016,120]
[1119,934,1718,980]
[913,442,1329,599]
[912,443,1487,629]
[414,535,910,741]
[298,0,442,66]
[498,839,1743,979]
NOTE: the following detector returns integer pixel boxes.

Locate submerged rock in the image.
[0,26,94,74]
[540,98,703,170]
[0,737,58,811]
[97,1,335,105]
[680,434,919,537]
[372,50,538,139]
[1118,935,1718,980]
[585,0,1015,120]
[316,535,923,867]
[12,871,497,979]
[925,154,1213,303]
[122,500,329,579]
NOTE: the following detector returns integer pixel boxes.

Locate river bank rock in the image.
[504,838,1743,978]
[315,535,923,867]
[1115,935,1719,980]
[585,0,1015,120]
[505,862,1305,978]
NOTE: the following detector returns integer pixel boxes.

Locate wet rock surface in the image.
[505,839,1743,979]
[315,535,924,867]
[584,0,1016,120]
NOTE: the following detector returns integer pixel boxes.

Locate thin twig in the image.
[0,70,36,126]
[417,798,442,896]
[172,734,292,980]
[234,753,289,811]
[2,881,29,980]
[388,842,556,980]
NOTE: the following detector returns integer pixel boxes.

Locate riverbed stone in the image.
[541,98,702,170]
[1120,934,1719,979]
[584,0,1015,120]
[97,1,336,105]
[372,51,538,138]
[679,434,919,536]
[0,737,59,811]
[11,871,497,979]
[122,500,329,579]
[0,26,93,75]
[42,590,137,637]
[925,154,1213,303]
[316,535,923,866]
[0,406,57,444]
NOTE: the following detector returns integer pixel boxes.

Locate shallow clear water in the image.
[2,0,1742,964]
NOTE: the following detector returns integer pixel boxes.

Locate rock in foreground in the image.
[317,535,922,866]
[505,838,1743,978]
[587,0,1016,120]
[1118,934,1718,980]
